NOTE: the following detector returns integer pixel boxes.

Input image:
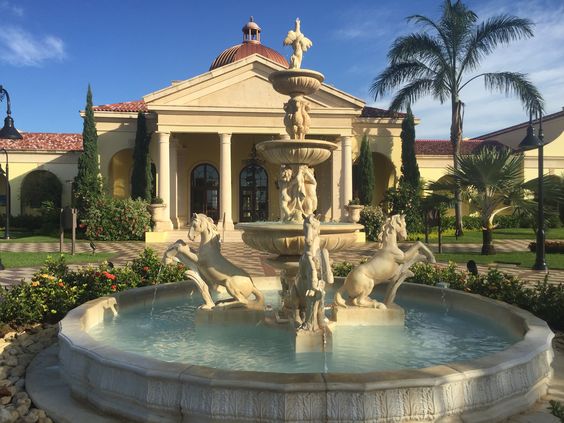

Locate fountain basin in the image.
[255,139,337,166]
[268,69,324,96]
[235,221,362,255]
[58,280,553,422]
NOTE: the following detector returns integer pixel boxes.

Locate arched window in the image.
[191,164,219,221]
[21,170,62,215]
[239,164,268,222]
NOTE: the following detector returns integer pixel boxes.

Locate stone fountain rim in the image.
[57,281,554,421]
[268,68,325,83]
[235,221,363,232]
[255,139,338,151]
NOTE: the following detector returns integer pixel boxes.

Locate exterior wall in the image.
[4,151,80,216]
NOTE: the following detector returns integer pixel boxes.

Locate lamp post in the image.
[0,85,22,241]
[518,111,547,271]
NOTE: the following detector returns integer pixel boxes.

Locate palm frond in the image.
[388,33,449,70]
[388,79,436,112]
[407,14,454,63]
[483,72,545,114]
[460,16,534,75]
[370,62,435,100]
[439,0,477,59]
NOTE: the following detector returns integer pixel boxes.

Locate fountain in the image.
[51,19,554,423]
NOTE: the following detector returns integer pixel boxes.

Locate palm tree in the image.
[370,0,544,235]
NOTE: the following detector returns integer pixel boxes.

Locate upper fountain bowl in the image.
[269,69,324,97]
[256,139,337,166]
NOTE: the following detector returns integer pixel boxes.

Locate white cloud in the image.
[0,26,65,66]
[0,1,23,16]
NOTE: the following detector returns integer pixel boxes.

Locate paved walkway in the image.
[0,239,563,287]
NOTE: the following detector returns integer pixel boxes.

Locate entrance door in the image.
[239,164,268,222]
[191,164,219,221]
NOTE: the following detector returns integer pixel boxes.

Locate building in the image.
[91,18,408,232]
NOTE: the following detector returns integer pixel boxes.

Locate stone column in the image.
[331,139,342,221]
[155,131,173,231]
[169,137,179,228]
[219,133,234,230]
[341,135,353,217]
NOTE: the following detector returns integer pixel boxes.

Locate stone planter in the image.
[345,204,364,223]
[148,203,169,232]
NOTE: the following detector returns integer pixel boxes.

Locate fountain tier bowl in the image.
[268,69,324,96]
[235,221,362,255]
[57,281,554,422]
[255,139,337,166]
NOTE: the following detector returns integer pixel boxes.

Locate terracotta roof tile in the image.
[92,100,147,113]
[0,132,83,151]
[415,139,487,156]
[360,106,406,119]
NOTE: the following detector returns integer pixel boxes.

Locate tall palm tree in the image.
[370,0,544,235]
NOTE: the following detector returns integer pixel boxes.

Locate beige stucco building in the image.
[92,20,408,231]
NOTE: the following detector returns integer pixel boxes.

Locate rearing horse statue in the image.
[164,213,264,309]
[334,214,435,309]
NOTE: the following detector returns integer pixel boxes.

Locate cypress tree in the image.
[353,136,375,205]
[74,85,103,215]
[399,105,420,189]
[131,112,152,201]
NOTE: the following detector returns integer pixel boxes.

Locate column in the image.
[331,139,342,221]
[155,131,173,230]
[219,133,234,230]
[341,135,353,217]
[169,136,179,228]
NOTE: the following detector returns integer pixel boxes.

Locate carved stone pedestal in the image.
[294,323,334,353]
[331,304,405,326]
[195,307,265,326]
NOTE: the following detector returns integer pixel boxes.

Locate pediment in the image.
[143,55,365,112]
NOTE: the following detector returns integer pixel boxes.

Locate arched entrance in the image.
[239,164,268,222]
[191,164,219,221]
[21,170,62,215]
[372,152,396,205]
[109,149,133,198]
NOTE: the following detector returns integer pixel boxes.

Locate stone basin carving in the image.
[269,69,324,96]
[236,221,362,256]
[255,139,336,166]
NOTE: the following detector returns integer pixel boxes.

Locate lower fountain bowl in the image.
[235,221,363,256]
[56,281,554,422]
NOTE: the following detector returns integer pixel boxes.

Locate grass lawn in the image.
[0,252,115,268]
[411,227,564,244]
[435,251,564,270]
[0,229,90,243]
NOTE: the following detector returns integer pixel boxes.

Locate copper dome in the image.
[210,17,288,71]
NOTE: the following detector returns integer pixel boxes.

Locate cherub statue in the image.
[283,18,313,69]
[300,166,317,216]
[279,166,294,222]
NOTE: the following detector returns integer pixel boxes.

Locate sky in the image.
[1,0,563,139]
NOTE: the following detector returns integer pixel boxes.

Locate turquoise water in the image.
[87,290,520,373]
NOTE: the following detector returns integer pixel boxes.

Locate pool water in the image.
[87,290,520,373]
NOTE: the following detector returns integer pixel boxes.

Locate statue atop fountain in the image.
[283,18,312,70]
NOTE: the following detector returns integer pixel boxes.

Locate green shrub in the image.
[381,185,423,233]
[0,249,187,326]
[529,241,564,254]
[333,261,354,277]
[408,262,563,330]
[359,206,385,241]
[549,400,564,422]
[85,196,151,241]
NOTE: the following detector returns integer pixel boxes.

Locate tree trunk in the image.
[481,228,496,255]
[450,98,464,236]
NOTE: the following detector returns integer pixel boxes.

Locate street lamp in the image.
[518,111,547,271]
[0,85,20,241]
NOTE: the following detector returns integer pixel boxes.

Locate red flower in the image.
[95,272,100,277]
[58,282,64,287]
[102,271,116,281]
[142,266,149,272]
[111,285,117,291]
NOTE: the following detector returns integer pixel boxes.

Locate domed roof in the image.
[210,17,288,71]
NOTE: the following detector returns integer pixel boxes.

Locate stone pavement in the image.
[0,239,563,288]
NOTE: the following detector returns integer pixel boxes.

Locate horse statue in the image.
[164,213,264,309]
[290,214,333,331]
[334,214,435,309]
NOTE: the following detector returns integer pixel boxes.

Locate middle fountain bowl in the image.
[255,139,336,166]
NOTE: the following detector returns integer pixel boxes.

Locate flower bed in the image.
[529,241,564,254]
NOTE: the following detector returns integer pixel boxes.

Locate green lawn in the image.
[435,251,564,270]
[0,252,115,268]
[410,227,564,244]
[0,230,89,243]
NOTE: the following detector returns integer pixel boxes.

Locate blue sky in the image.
[1,0,563,138]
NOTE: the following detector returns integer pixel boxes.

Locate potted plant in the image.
[148,197,167,231]
[345,198,364,223]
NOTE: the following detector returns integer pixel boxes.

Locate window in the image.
[239,164,268,222]
[191,164,219,221]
